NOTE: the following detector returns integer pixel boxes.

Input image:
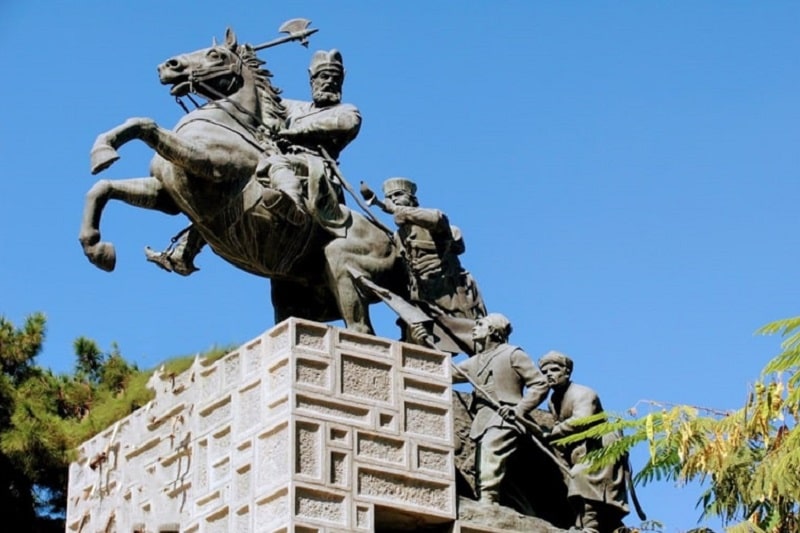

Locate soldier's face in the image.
[311,69,343,106]
[471,318,492,342]
[386,189,414,207]
[542,364,570,388]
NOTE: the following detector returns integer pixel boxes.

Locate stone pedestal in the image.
[66,318,457,532]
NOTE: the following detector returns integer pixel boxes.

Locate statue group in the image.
[79,21,642,533]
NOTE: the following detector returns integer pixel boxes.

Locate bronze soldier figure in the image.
[539,351,631,533]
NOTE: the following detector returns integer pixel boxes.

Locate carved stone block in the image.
[66,318,457,532]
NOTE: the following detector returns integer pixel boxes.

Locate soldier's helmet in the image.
[382,177,417,197]
[309,49,344,77]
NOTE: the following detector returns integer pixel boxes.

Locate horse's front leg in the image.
[92,118,251,179]
[90,118,161,174]
[79,177,180,271]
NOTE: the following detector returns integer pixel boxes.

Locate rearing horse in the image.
[79,28,402,333]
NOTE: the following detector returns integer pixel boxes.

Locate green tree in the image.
[0,312,61,530]
[566,316,800,532]
[0,315,140,531]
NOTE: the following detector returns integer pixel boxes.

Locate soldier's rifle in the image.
[449,364,572,477]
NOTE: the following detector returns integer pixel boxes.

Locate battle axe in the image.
[253,18,318,51]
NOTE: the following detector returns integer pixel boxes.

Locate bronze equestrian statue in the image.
[79,28,403,334]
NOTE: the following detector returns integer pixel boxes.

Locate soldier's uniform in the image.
[383,178,486,320]
[455,343,548,508]
[541,352,630,533]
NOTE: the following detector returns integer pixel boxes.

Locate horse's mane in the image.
[236,44,287,129]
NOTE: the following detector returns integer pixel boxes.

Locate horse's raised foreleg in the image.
[91,118,256,179]
[80,177,180,271]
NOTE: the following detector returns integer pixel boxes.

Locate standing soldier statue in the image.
[538,351,634,533]
[453,314,549,511]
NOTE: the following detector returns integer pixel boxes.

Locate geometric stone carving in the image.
[66,318,456,532]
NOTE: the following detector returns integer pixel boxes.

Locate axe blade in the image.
[279,18,312,35]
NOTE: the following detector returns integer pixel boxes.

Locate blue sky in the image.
[2,2,799,530]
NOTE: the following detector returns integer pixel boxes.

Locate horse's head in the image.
[158,28,256,100]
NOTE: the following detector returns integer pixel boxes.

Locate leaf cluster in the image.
[565,316,800,532]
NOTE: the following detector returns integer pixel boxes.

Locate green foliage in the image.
[569,316,800,532]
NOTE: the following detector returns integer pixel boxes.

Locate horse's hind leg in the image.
[80,177,179,271]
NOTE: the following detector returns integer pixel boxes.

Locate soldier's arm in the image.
[392,206,451,232]
[452,357,476,384]
[281,104,362,147]
[549,388,602,439]
[510,349,550,417]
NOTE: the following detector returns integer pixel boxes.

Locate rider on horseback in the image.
[147,49,361,275]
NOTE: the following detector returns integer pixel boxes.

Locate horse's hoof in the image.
[90,144,120,175]
[86,242,117,272]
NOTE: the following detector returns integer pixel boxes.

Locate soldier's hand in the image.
[383,198,397,215]
[408,323,431,345]
[498,405,516,422]
[359,181,375,202]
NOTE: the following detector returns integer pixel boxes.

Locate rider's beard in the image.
[313,89,342,107]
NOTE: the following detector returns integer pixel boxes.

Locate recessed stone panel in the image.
[404,377,448,399]
[211,426,232,459]
[378,412,397,432]
[404,402,449,441]
[211,456,231,486]
[417,445,451,473]
[295,394,370,425]
[239,380,262,433]
[328,426,350,447]
[401,346,448,377]
[296,421,322,478]
[356,433,406,465]
[295,323,330,352]
[200,366,222,400]
[243,338,263,376]
[255,489,289,533]
[198,395,232,433]
[296,357,331,390]
[330,451,348,487]
[268,359,290,393]
[234,504,251,533]
[295,487,346,525]
[357,467,452,514]
[257,423,289,489]
[341,354,393,403]
[338,330,391,356]
[205,505,229,533]
[235,465,251,502]
[223,352,241,388]
[269,323,291,355]
[356,504,371,530]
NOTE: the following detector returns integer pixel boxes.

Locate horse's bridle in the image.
[188,50,243,96]
[174,48,278,153]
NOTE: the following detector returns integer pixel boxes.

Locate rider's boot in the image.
[261,188,308,226]
[145,227,203,276]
